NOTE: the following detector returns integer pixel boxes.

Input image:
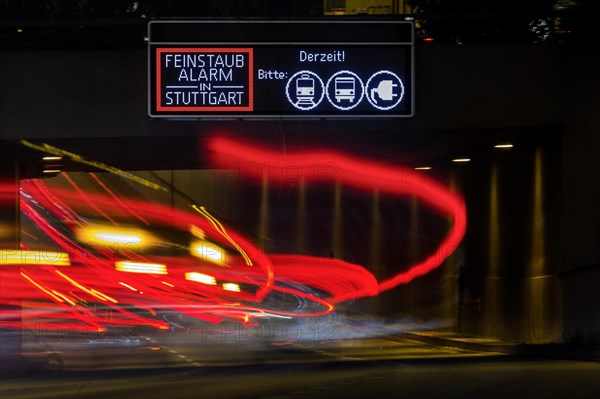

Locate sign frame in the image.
[148,19,415,119]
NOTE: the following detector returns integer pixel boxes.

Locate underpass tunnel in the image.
[14,125,565,344]
[3,33,599,347]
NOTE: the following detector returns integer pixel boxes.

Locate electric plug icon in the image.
[370,80,397,104]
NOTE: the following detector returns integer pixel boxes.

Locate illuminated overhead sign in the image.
[148,20,414,118]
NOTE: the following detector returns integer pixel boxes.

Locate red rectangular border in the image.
[156,48,254,112]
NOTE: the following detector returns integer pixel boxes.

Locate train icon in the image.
[334,77,355,102]
[286,71,324,110]
[296,73,316,106]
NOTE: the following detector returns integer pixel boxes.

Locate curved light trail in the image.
[1,137,466,334]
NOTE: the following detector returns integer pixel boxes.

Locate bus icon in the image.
[334,77,355,102]
[325,71,364,111]
[296,73,316,106]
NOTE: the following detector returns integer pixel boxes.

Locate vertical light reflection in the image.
[332,181,343,259]
[258,174,269,249]
[296,177,307,251]
[527,147,548,342]
[370,188,382,314]
[489,163,500,277]
[408,195,419,311]
[443,172,460,330]
[485,162,502,338]
[530,148,545,276]
[409,195,419,262]
[369,189,381,275]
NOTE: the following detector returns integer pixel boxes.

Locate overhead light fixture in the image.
[43,156,62,160]
[414,166,432,170]
[494,144,514,149]
[42,169,61,174]
[452,158,471,163]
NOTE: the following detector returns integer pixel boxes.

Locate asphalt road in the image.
[2,332,600,399]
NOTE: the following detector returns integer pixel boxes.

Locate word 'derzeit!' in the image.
[299,50,345,62]
[159,49,253,109]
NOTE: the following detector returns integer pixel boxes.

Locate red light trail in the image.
[1,137,466,334]
[207,136,467,293]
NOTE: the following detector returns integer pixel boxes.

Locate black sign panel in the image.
[148,20,414,118]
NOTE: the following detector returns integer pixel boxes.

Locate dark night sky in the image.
[1,0,597,46]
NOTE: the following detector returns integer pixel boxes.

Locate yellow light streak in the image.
[192,205,253,266]
[185,272,217,285]
[222,283,241,292]
[55,270,118,303]
[190,240,225,264]
[20,140,166,191]
[20,272,64,303]
[189,225,206,240]
[115,261,167,275]
[51,290,76,306]
[76,225,154,248]
[0,250,70,266]
[94,233,142,244]
[118,282,138,291]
